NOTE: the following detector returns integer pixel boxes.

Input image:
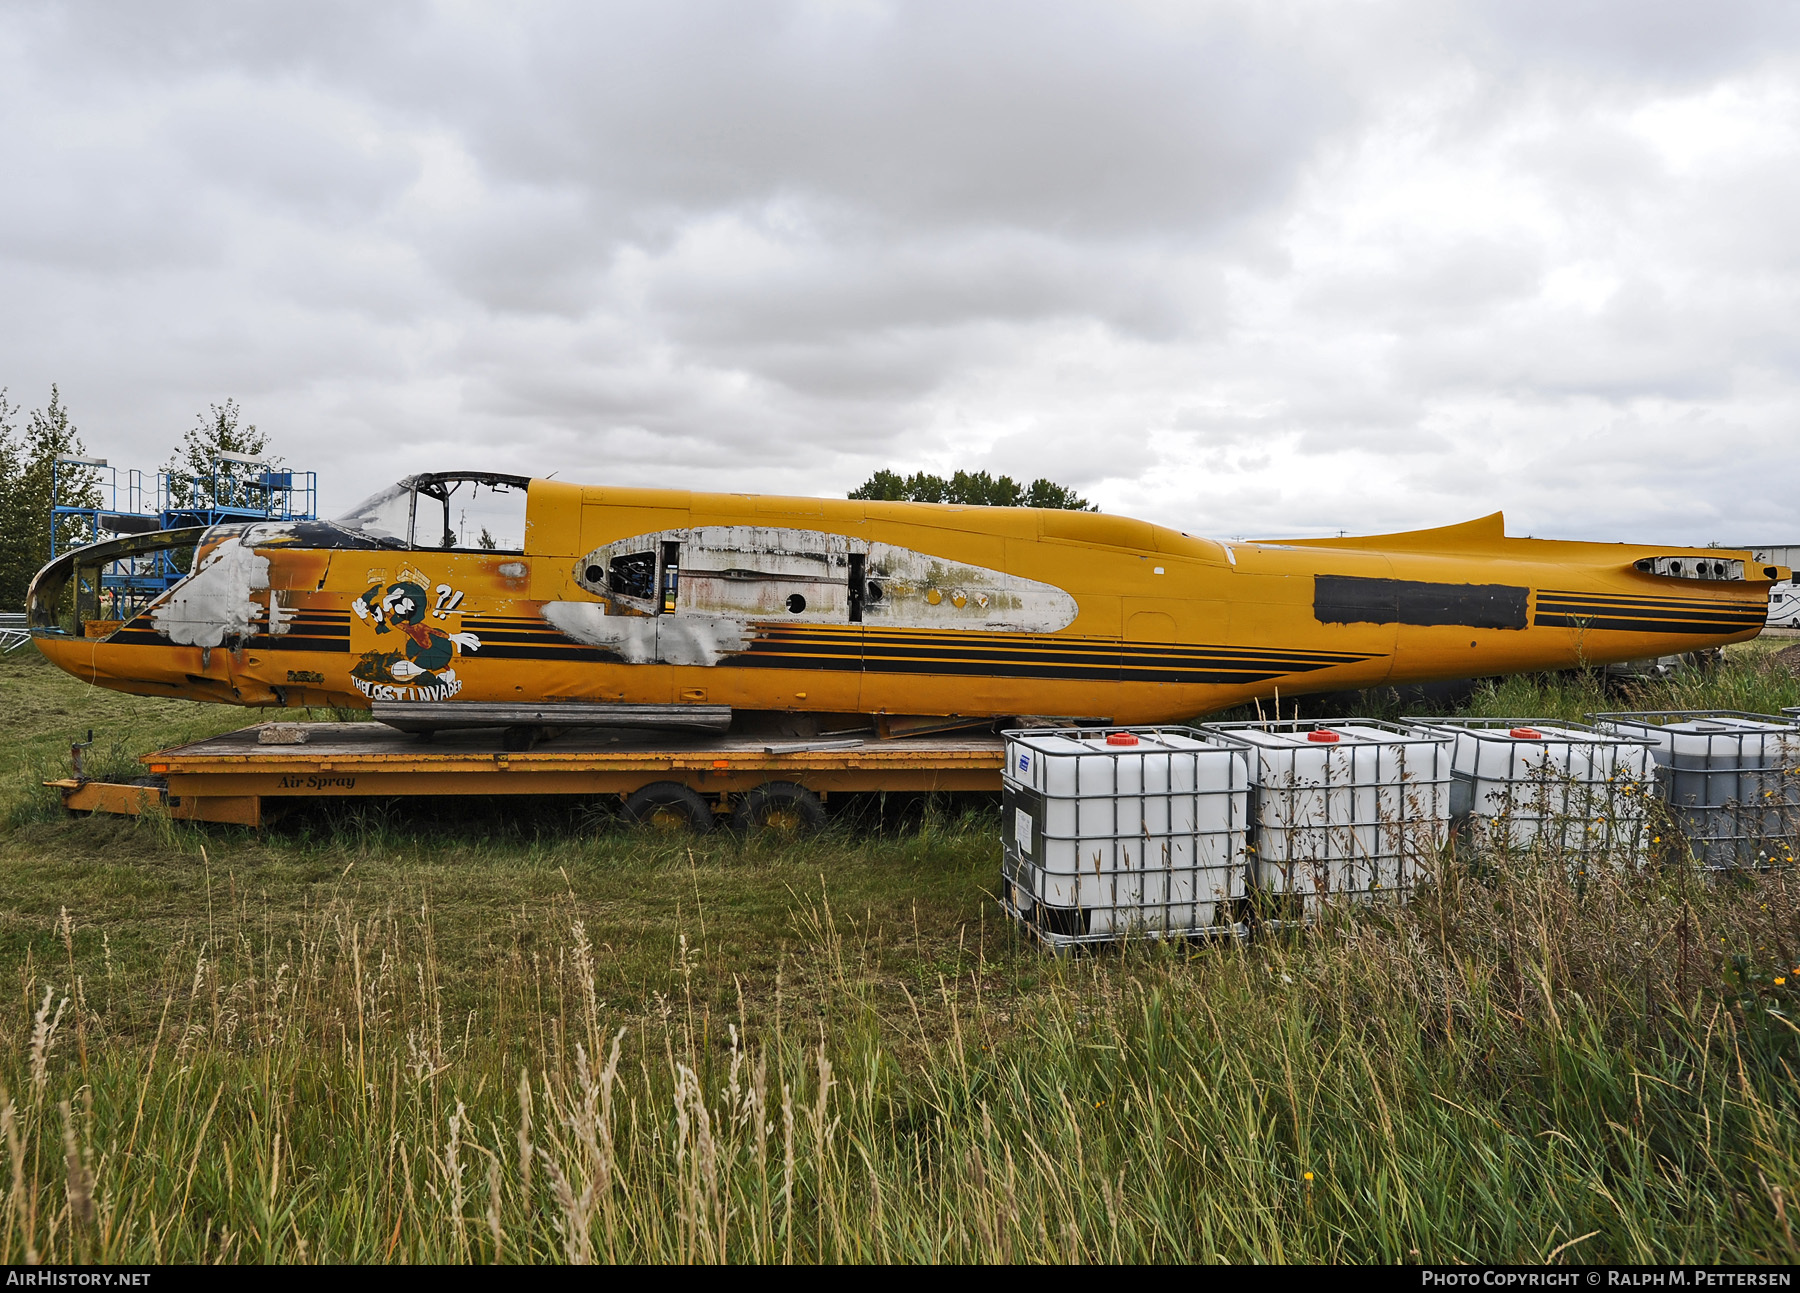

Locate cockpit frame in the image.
[333,472,532,554]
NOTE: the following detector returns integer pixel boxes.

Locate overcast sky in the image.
[3,1,1797,544]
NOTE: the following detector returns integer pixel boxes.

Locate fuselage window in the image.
[610,552,656,601]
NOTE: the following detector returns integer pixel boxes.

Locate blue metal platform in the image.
[50,453,318,617]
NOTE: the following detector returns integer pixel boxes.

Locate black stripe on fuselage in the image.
[243,639,348,653]
[334,609,1382,683]
[442,621,1380,682]
[98,605,1384,682]
[1537,587,1762,609]
[1535,605,1761,623]
[1534,603,1762,624]
[755,625,1366,662]
[456,617,624,663]
[1534,588,1763,634]
[473,643,614,663]
[1314,576,1529,630]
[739,629,1374,683]
[1533,614,1762,634]
[104,628,350,652]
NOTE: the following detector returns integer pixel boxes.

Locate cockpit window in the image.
[332,473,530,550]
[334,483,414,544]
[415,477,529,552]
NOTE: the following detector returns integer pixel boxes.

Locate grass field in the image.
[3,642,1800,1262]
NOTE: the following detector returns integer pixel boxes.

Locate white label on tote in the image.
[1015,808,1033,854]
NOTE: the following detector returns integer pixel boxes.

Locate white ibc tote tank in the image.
[1198,720,1452,920]
[1001,727,1248,945]
[1400,718,1656,861]
[1592,711,1800,868]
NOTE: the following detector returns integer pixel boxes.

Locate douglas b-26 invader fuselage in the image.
[27,472,1786,735]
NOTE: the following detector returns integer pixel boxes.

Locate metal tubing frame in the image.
[1199,718,1454,919]
[1399,716,1657,862]
[1590,709,1800,869]
[1000,724,1250,946]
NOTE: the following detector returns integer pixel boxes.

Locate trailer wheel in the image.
[733,781,827,836]
[623,782,714,833]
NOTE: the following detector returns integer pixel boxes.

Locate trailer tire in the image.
[732,781,826,836]
[623,782,714,834]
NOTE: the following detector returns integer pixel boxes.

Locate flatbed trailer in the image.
[49,722,1006,829]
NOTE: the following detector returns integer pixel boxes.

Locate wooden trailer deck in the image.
[49,722,1007,827]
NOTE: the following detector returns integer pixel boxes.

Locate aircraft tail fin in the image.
[1259,512,1510,554]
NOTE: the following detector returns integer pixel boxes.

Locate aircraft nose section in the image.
[28,630,105,682]
[25,525,214,634]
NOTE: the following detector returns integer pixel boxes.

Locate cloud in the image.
[1468,0,1800,85]
[0,0,1795,547]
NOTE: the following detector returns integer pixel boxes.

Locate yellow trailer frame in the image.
[49,722,1006,829]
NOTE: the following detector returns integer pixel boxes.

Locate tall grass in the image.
[4,645,1800,1261]
[2,845,1798,1263]
[1465,646,1800,725]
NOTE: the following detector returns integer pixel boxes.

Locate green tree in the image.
[0,385,101,609]
[0,389,23,608]
[1020,478,1094,510]
[162,399,275,509]
[849,468,1095,510]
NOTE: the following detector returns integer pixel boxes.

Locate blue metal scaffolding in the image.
[50,452,318,618]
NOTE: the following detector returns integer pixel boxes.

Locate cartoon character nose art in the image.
[350,567,480,700]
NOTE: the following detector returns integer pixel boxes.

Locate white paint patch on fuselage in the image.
[573,526,1080,635]
[241,521,298,546]
[542,602,754,666]
[151,535,271,647]
[862,542,1077,633]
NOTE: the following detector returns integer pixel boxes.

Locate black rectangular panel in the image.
[1314,575,1528,630]
[1001,781,1046,861]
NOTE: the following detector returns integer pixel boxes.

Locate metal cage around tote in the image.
[1399,717,1657,867]
[1590,710,1800,870]
[1197,719,1453,923]
[1000,726,1250,948]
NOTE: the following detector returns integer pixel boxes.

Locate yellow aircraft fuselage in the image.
[27,474,1784,725]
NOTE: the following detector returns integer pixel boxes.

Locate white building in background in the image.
[1743,545,1800,570]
